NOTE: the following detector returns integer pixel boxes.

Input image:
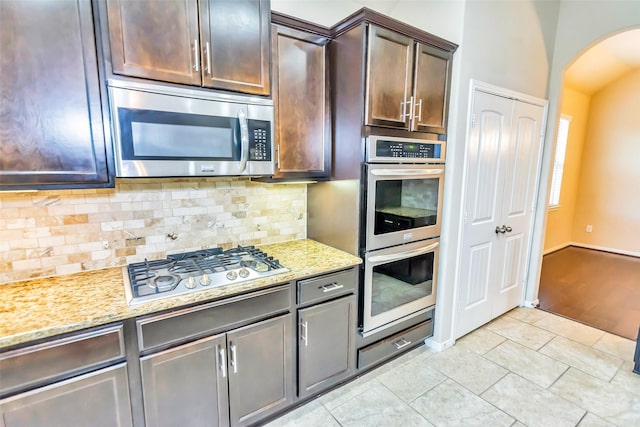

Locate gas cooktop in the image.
[123,246,289,305]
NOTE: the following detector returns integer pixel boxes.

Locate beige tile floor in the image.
[265,307,639,427]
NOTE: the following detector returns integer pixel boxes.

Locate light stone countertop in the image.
[0,239,361,349]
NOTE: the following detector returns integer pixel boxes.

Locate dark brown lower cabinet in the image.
[140,314,294,427]
[0,364,132,427]
[298,295,356,397]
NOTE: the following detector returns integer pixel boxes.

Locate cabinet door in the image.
[0,0,111,190]
[411,43,452,134]
[1,364,132,427]
[227,314,293,426]
[140,334,229,427]
[199,0,271,95]
[365,25,413,130]
[298,295,356,398]
[106,0,201,86]
[272,26,330,179]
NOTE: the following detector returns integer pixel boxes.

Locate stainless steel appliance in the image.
[108,79,275,177]
[308,134,445,336]
[123,246,288,305]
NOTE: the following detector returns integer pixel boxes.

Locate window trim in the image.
[548,115,572,208]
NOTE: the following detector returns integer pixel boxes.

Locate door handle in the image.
[237,110,249,173]
[193,39,200,72]
[495,225,512,234]
[217,345,227,378]
[300,319,308,347]
[230,342,238,374]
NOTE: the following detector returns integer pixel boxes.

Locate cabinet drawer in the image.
[357,320,433,370]
[297,269,357,306]
[137,284,291,352]
[0,324,125,397]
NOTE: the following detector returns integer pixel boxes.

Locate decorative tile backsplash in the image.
[0,178,307,284]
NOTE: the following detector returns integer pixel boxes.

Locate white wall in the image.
[437,0,559,347]
[527,0,640,304]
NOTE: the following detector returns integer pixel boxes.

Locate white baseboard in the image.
[570,242,640,258]
[424,337,455,352]
[543,243,571,255]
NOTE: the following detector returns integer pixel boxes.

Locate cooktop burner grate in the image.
[124,246,288,305]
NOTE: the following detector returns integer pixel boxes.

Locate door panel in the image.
[456,89,545,339]
[106,0,201,85]
[200,0,271,95]
[366,25,412,129]
[140,334,228,427]
[227,314,293,426]
[412,43,450,134]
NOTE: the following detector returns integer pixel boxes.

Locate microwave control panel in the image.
[248,120,272,161]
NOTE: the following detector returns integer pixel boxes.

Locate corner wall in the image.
[543,87,590,253]
[527,0,640,303]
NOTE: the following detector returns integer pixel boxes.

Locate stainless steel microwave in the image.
[107,79,275,177]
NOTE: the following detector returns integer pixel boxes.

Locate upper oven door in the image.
[365,163,444,252]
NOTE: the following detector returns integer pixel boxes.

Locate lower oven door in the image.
[362,238,439,334]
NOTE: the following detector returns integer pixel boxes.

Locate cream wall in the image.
[571,69,640,253]
[543,87,590,252]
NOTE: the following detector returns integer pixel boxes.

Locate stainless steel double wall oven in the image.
[308,134,445,337]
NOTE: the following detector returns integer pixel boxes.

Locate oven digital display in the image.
[375,140,440,159]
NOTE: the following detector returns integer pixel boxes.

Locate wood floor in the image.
[538,246,640,340]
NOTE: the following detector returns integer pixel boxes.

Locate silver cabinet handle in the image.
[230,343,238,374]
[217,345,227,378]
[193,39,200,72]
[300,319,308,347]
[205,41,212,75]
[393,338,412,350]
[320,283,344,293]
[414,98,423,122]
[237,110,249,173]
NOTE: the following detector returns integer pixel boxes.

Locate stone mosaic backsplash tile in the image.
[0,178,307,284]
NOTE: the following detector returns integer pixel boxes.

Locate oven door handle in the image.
[238,109,250,173]
[370,168,444,177]
[367,241,439,264]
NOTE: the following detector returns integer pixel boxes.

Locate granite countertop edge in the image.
[0,239,362,349]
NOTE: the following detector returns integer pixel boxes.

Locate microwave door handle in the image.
[370,169,444,177]
[238,109,249,173]
[367,241,439,264]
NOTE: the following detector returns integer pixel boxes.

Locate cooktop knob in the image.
[200,274,212,286]
[185,276,197,289]
[226,270,238,281]
[238,268,250,278]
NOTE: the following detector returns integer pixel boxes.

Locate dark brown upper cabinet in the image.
[105,0,271,96]
[0,0,113,190]
[271,15,331,180]
[366,24,452,134]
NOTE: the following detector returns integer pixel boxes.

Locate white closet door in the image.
[455,90,513,338]
[455,87,545,339]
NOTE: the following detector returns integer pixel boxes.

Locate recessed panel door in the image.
[495,101,545,312]
[456,90,513,339]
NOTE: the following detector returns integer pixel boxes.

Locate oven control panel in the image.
[367,136,445,163]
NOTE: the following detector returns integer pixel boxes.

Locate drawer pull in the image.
[393,338,412,350]
[320,283,344,293]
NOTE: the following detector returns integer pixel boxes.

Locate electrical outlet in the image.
[586,225,593,233]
